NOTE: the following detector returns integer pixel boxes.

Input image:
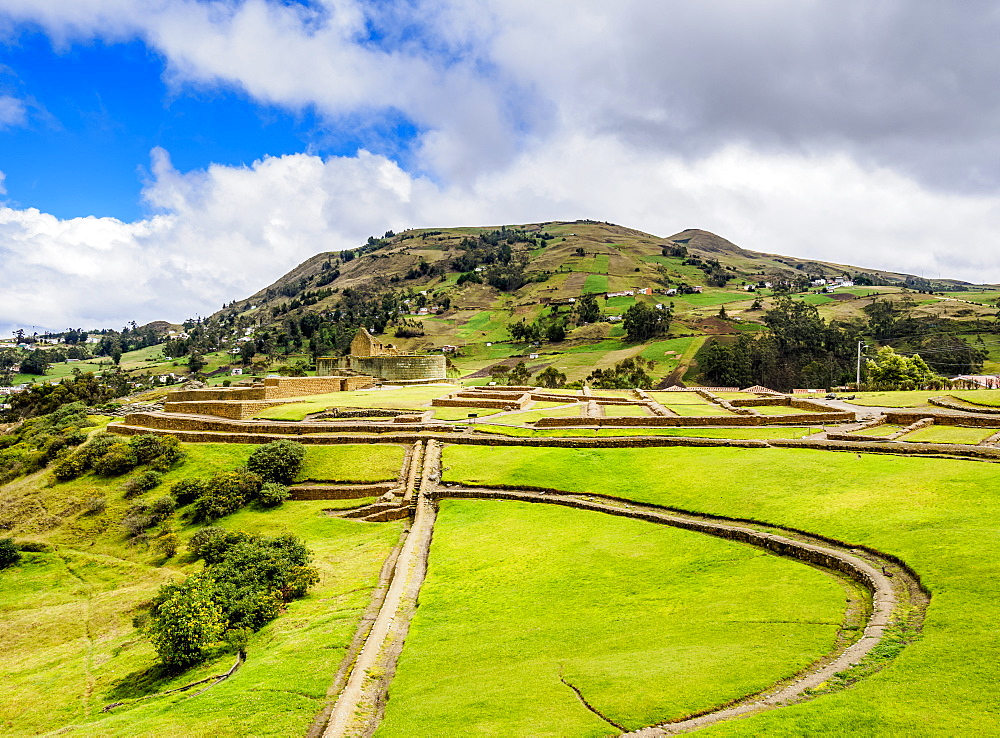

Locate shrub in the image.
[121,495,176,538]
[121,470,164,498]
[192,470,263,521]
[188,527,251,564]
[256,482,289,507]
[0,538,21,569]
[93,443,139,476]
[52,452,88,481]
[246,440,305,484]
[156,532,180,559]
[148,574,225,667]
[83,496,107,515]
[170,478,206,506]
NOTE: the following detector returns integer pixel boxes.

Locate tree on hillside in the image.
[509,362,531,385]
[623,302,671,342]
[20,349,49,376]
[573,294,600,324]
[536,366,567,388]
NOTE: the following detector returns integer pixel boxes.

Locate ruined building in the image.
[316,327,447,383]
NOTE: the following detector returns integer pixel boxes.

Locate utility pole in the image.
[856,340,864,387]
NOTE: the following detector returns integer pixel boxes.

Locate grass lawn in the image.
[648,391,714,404]
[62,503,403,737]
[472,425,817,439]
[600,404,650,417]
[951,390,1000,407]
[845,391,942,407]
[660,402,732,417]
[431,406,502,421]
[441,445,1000,735]
[0,453,402,737]
[294,444,405,482]
[583,274,608,293]
[377,499,844,736]
[501,403,584,424]
[899,425,996,445]
[254,385,456,420]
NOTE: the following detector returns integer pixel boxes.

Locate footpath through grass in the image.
[441,445,1000,735]
[471,425,816,439]
[378,499,845,736]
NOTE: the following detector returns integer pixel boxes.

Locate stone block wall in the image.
[262,376,374,397]
[886,411,1000,428]
[321,354,446,382]
[161,399,295,420]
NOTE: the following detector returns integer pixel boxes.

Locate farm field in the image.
[441,445,1000,735]
[377,499,845,736]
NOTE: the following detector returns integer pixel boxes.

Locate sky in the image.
[2,1,1000,335]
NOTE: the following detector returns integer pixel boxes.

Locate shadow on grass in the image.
[105,663,183,701]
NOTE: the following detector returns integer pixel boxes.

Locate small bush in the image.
[52,452,88,481]
[121,470,164,498]
[94,443,139,477]
[156,532,180,559]
[189,527,251,564]
[246,440,305,484]
[170,478,206,506]
[0,538,21,569]
[83,497,107,515]
[256,482,289,507]
[192,470,263,522]
[121,495,176,538]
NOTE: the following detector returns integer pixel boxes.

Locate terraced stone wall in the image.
[168,387,267,402]
[262,376,373,397]
[329,355,447,381]
[886,411,1000,428]
[160,400,295,419]
[535,411,852,427]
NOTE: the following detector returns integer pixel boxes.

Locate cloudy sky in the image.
[2,1,1000,334]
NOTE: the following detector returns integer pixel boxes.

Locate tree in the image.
[623,302,671,342]
[536,366,567,388]
[20,349,49,376]
[0,539,21,569]
[489,364,511,385]
[865,347,937,389]
[508,361,531,385]
[148,574,225,667]
[188,353,206,373]
[545,322,566,342]
[574,294,600,324]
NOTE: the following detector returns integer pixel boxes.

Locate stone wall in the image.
[321,355,447,382]
[928,396,1000,414]
[886,410,1000,428]
[160,399,296,420]
[535,411,852,427]
[262,376,373,397]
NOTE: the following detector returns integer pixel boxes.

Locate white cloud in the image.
[4,139,1000,336]
[0,95,26,128]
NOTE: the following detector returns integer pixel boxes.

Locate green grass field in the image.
[254,385,456,420]
[660,402,732,417]
[899,425,996,445]
[441,445,1000,735]
[431,406,502,421]
[845,391,941,407]
[752,404,816,415]
[472,425,817,439]
[600,404,650,417]
[500,403,583,424]
[377,499,845,736]
[294,444,405,481]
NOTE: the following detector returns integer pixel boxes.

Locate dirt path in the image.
[321,444,440,738]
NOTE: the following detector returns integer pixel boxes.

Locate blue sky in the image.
[2,1,1000,334]
[0,29,421,221]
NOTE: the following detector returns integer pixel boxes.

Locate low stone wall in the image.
[116,412,460,436]
[729,396,786,407]
[289,483,395,500]
[161,399,297,420]
[263,376,373,397]
[886,410,1000,428]
[535,411,852,427]
[528,392,585,404]
[455,391,528,402]
[432,397,528,410]
[168,387,267,402]
[928,396,1000,414]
